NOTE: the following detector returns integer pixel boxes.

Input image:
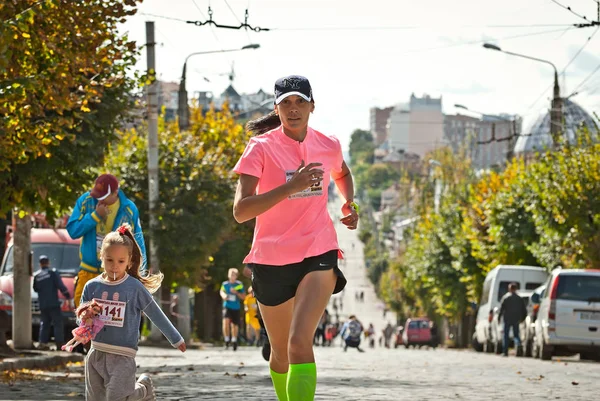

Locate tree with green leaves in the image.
[1,0,140,349]
[0,0,138,174]
[102,104,252,339]
[348,129,375,166]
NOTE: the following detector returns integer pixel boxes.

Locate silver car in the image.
[532,269,600,361]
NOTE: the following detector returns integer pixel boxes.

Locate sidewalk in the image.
[0,350,83,371]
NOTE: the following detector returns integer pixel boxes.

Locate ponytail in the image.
[245,111,281,136]
[102,224,164,294]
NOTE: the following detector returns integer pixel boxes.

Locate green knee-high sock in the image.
[287,363,317,401]
[270,369,289,401]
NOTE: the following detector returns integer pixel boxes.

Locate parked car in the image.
[473,265,548,353]
[532,268,600,361]
[402,318,435,348]
[0,228,79,341]
[521,284,546,357]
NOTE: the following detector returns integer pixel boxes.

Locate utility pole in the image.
[12,212,32,349]
[177,62,189,130]
[145,21,163,342]
[550,71,563,149]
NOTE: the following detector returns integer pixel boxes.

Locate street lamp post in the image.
[483,43,563,148]
[178,44,260,130]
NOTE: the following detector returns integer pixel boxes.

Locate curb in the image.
[0,351,84,371]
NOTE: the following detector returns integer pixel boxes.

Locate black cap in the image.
[39,255,49,262]
[274,75,312,105]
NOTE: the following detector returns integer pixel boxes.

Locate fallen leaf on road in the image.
[571,381,579,386]
[187,367,194,371]
[233,373,246,379]
[224,372,230,376]
[516,371,521,374]
[66,392,80,397]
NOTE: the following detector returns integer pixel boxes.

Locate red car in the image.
[402,318,436,348]
[0,228,79,341]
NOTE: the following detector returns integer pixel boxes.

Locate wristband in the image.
[349,201,360,215]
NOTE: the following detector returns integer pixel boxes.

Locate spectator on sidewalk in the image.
[67,174,146,307]
[220,268,245,351]
[340,315,364,352]
[33,255,70,350]
[498,282,527,357]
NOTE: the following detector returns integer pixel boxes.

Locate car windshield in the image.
[556,275,600,302]
[2,243,80,276]
[408,321,420,329]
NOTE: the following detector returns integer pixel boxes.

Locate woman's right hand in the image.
[286,160,324,194]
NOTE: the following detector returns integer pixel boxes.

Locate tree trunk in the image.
[194,286,222,342]
[13,213,32,349]
[176,286,191,343]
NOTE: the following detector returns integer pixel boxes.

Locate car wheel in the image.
[495,341,503,355]
[472,335,484,352]
[540,340,553,361]
[524,338,533,358]
[580,352,600,362]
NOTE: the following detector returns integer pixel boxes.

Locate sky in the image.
[120,0,600,150]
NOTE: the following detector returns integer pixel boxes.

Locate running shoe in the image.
[138,374,156,401]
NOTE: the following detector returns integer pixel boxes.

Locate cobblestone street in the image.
[2,345,600,400]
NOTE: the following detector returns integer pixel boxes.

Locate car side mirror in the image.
[531,293,540,304]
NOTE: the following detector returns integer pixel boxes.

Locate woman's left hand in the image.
[340,201,359,230]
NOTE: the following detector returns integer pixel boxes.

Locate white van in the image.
[473,265,548,353]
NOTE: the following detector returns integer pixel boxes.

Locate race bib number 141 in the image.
[94,298,126,327]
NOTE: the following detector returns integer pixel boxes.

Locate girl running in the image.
[80,224,186,401]
[233,75,359,401]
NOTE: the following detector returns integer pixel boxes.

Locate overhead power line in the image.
[549,0,592,22]
[223,0,242,23]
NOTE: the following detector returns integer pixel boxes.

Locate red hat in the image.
[90,174,119,200]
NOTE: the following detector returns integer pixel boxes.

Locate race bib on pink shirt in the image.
[285,170,323,199]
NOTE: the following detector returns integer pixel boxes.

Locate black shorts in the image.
[223,308,241,324]
[249,249,347,307]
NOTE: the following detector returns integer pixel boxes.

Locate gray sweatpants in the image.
[85,348,147,401]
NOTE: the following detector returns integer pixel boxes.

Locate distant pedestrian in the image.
[67,174,147,308]
[81,224,185,400]
[383,322,394,348]
[33,255,70,350]
[430,321,439,347]
[498,282,527,357]
[220,268,246,351]
[244,286,261,346]
[340,315,364,352]
[365,323,375,348]
[233,75,358,401]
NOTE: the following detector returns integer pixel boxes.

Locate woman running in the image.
[233,75,359,401]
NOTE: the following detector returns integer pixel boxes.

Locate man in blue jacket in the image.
[67,174,147,307]
[33,255,70,350]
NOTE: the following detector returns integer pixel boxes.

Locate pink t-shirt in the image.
[233,125,343,266]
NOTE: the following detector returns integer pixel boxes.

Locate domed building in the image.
[514,99,598,155]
